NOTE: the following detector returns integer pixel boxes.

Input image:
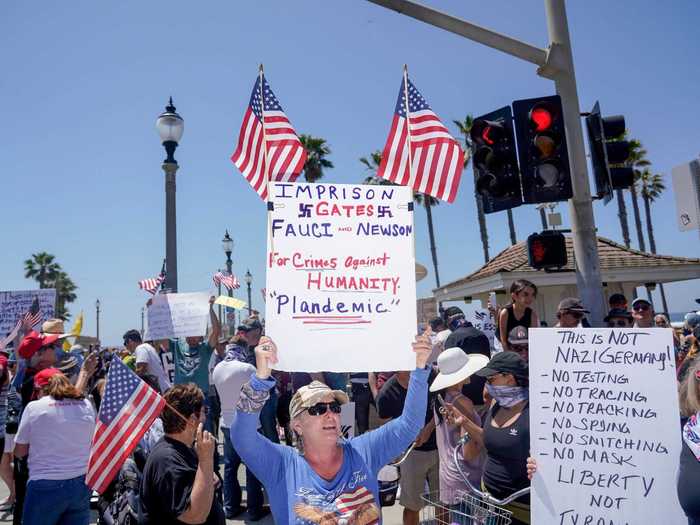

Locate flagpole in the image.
[402,64,417,258]
[259,64,276,258]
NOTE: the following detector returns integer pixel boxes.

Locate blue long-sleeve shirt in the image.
[230,367,430,525]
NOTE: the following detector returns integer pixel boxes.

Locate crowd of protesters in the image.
[0,285,699,525]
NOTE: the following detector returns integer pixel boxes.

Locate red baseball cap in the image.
[33,368,63,389]
[18,331,62,360]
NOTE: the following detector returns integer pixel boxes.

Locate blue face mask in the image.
[485,383,528,407]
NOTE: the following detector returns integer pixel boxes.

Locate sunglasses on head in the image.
[306,401,342,416]
[607,320,629,327]
[633,304,650,312]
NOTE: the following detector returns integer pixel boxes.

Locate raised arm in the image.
[353,331,432,472]
[229,337,285,486]
[207,296,220,348]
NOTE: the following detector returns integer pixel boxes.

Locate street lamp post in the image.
[244,270,253,316]
[222,231,234,330]
[95,299,101,343]
[156,98,184,293]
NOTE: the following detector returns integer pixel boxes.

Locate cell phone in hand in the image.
[436,393,445,408]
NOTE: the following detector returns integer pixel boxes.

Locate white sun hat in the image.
[429,347,489,392]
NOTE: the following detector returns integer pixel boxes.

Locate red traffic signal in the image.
[469,106,522,214]
[530,105,554,132]
[527,231,567,270]
[513,95,572,205]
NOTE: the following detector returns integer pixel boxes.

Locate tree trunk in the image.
[642,194,669,313]
[628,184,646,252]
[424,200,441,288]
[475,192,490,263]
[506,209,517,245]
[539,208,547,230]
[642,194,656,253]
[615,189,631,248]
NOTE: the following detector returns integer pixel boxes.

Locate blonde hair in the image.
[45,374,85,401]
[679,359,700,417]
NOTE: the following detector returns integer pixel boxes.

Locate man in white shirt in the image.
[123,329,171,393]
[213,345,265,520]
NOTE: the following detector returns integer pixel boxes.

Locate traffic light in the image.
[513,95,573,204]
[527,231,567,270]
[470,106,522,214]
[585,101,634,204]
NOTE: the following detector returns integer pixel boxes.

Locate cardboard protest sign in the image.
[265,182,417,372]
[146,292,210,340]
[529,328,685,524]
[0,289,56,336]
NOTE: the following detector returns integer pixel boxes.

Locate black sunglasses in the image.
[633,304,650,312]
[307,401,342,416]
[607,320,629,327]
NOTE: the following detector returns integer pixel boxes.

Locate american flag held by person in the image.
[378,70,464,203]
[86,357,165,493]
[231,69,307,200]
[213,271,240,291]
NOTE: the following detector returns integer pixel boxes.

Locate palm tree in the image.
[640,169,669,313]
[625,138,651,252]
[299,135,333,183]
[24,253,77,320]
[360,151,442,288]
[50,271,78,321]
[615,189,631,248]
[24,252,61,288]
[453,115,491,262]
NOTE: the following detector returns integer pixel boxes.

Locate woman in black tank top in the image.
[498,280,539,352]
[461,352,532,525]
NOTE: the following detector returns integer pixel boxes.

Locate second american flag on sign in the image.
[378,73,464,203]
[86,358,165,493]
[231,71,307,200]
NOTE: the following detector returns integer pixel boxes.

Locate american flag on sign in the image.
[378,73,464,203]
[231,72,307,200]
[213,271,240,291]
[138,275,164,295]
[86,358,165,493]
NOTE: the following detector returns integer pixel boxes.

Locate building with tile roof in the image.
[433,235,700,324]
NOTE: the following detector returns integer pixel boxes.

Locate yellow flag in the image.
[63,311,84,351]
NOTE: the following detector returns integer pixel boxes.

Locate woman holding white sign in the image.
[229,332,432,525]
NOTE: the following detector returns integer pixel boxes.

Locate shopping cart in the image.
[418,433,530,525]
[377,443,415,507]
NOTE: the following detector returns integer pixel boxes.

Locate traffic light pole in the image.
[367,0,607,325]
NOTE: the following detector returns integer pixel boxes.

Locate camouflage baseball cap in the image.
[289,380,349,419]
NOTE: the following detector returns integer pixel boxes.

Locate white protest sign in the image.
[146,292,210,340]
[529,328,685,525]
[0,289,56,336]
[468,308,496,349]
[265,182,416,372]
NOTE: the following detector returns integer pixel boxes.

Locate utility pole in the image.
[367,0,606,325]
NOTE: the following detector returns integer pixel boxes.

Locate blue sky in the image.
[2,1,699,345]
